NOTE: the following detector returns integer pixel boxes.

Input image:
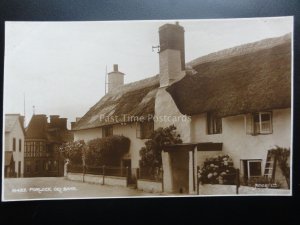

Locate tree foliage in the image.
[86,135,130,166]
[59,136,130,167]
[139,125,182,170]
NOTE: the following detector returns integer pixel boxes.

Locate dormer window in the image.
[136,120,154,139]
[207,113,222,135]
[102,125,113,138]
[246,112,273,135]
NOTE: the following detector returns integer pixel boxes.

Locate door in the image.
[123,159,134,185]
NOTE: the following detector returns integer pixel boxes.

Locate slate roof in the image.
[5,114,25,134]
[26,114,73,143]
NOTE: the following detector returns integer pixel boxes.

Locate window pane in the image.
[261,113,271,121]
[253,113,260,122]
[249,161,261,177]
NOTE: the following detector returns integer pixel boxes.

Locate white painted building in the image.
[4,114,25,177]
[73,22,291,193]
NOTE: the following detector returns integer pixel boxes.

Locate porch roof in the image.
[163,142,223,152]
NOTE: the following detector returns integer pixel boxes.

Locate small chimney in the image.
[113,64,118,72]
[159,22,185,87]
[76,117,81,122]
[108,64,124,92]
[50,115,60,128]
[71,122,76,130]
[59,118,67,130]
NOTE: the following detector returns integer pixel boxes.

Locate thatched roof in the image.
[73,75,160,130]
[167,33,291,117]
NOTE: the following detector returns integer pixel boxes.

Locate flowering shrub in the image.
[59,140,87,165]
[198,155,237,185]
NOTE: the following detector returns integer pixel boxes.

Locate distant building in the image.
[24,114,73,177]
[4,114,25,178]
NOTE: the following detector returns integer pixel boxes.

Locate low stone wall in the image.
[198,184,291,196]
[104,176,127,187]
[67,173,127,187]
[67,172,84,182]
[137,179,163,193]
[84,174,103,184]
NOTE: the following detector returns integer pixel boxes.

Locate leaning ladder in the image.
[264,151,277,181]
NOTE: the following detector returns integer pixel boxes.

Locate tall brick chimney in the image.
[108,64,125,92]
[159,22,186,87]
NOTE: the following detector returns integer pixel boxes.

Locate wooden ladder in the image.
[264,151,276,181]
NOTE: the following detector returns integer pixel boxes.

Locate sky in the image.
[4,17,293,128]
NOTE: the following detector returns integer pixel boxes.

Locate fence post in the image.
[82,165,86,183]
[102,165,105,185]
[136,168,140,180]
[236,169,240,195]
[126,166,129,187]
[161,168,164,193]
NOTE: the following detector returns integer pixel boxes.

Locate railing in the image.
[68,164,128,177]
[68,164,83,173]
[138,166,163,182]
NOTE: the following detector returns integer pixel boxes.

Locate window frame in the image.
[136,120,154,139]
[102,125,113,138]
[13,138,16,151]
[207,112,222,135]
[247,159,262,179]
[246,111,273,135]
[19,139,22,152]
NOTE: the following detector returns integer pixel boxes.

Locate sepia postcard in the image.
[2,17,293,201]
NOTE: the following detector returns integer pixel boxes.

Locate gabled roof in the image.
[73,75,160,130]
[26,114,48,139]
[167,33,291,117]
[5,114,25,134]
[5,152,14,166]
[26,114,74,143]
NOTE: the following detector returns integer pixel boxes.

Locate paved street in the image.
[3,177,164,201]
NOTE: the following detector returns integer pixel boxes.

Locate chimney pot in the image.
[113,64,118,72]
[108,64,125,92]
[158,22,185,87]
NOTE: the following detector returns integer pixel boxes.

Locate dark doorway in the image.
[169,150,189,194]
[123,159,134,185]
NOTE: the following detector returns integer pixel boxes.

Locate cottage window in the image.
[246,112,272,135]
[13,138,16,151]
[102,125,113,137]
[242,159,262,180]
[19,139,22,152]
[207,113,222,134]
[136,120,154,139]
